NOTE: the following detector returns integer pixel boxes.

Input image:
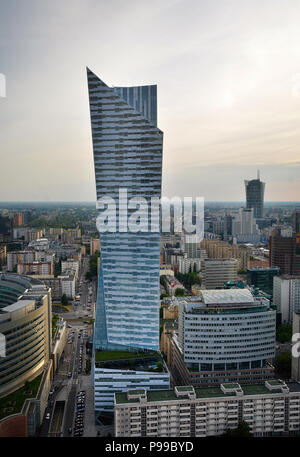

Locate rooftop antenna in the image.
[257,169,260,180]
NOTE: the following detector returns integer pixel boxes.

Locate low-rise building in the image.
[178,257,201,274]
[7,251,35,272]
[58,271,76,299]
[115,381,300,437]
[17,260,53,276]
[61,259,79,279]
[203,258,238,289]
[90,238,100,255]
[28,275,63,300]
[94,350,170,420]
[24,229,44,243]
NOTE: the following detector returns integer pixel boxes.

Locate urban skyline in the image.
[1,0,300,201]
[1,0,300,442]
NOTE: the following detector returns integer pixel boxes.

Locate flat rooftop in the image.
[115,381,300,404]
[201,289,254,305]
[95,350,166,373]
[2,299,35,313]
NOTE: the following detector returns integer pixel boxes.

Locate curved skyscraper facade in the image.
[87,69,163,352]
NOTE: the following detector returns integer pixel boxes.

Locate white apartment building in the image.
[182,235,206,259]
[17,261,53,276]
[203,258,238,289]
[58,271,76,298]
[178,257,201,274]
[115,381,300,437]
[61,259,79,279]
[24,229,44,243]
[232,208,260,244]
[7,251,36,271]
[35,252,55,263]
[273,276,300,323]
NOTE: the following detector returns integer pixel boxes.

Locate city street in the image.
[39,254,101,437]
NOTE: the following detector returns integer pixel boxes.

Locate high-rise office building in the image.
[87,69,163,352]
[247,267,280,296]
[172,289,276,387]
[245,171,265,219]
[232,207,260,243]
[223,213,233,239]
[269,227,300,276]
[0,274,52,397]
[293,211,300,234]
[273,276,300,323]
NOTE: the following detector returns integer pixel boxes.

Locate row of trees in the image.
[276,323,292,343]
[175,271,201,291]
[85,251,100,280]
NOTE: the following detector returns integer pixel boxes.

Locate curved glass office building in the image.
[87,69,163,352]
[0,274,51,397]
[172,289,276,386]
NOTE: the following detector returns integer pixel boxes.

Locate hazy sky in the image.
[1,0,300,201]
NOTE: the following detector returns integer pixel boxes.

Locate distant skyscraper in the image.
[231,207,260,243]
[293,211,300,234]
[87,69,163,352]
[245,171,265,219]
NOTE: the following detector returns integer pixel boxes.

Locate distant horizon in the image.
[0,201,300,205]
[1,1,300,201]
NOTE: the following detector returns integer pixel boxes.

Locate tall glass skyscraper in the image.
[245,171,265,219]
[87,68,163,352]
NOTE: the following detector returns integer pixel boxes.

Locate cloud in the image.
[1,0,300,200]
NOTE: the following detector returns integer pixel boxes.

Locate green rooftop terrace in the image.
[115,382,289,405]
[95,350,159,363]
[0,373,42,421]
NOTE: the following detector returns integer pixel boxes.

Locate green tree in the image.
[223,421,252,437]
[275,352,291,378]
[160,293,169,300]
[175,288,186,297]
[61,294,69,306]
[276,323,292,343]
[54,259,61,277]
